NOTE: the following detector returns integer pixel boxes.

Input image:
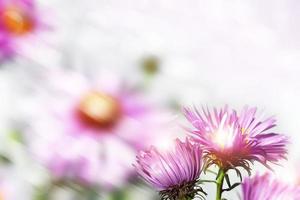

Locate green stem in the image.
[216,168,226,200]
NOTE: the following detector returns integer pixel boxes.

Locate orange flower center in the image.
[77,92,121,128]
[1,6,34,35]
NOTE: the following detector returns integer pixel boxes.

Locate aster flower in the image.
[135,139,206,200]
[241,174,300,200]
[28,70,171,189]
[184,106,288,174]
[0,0,45,61]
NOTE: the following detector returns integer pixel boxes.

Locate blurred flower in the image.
[241,173,300,200]
[184,106,288,174]
[29,70,171,189]
[0,0,45,61]
[135,139,205,200]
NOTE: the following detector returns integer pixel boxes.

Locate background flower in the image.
[241,173,300,200]
[28,69,173,189]
[0,0,48,61]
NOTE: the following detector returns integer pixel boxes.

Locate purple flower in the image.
[241,174,300,200]
[0,0,45,61]
[135,139,205,200]
[184,106,288,173]
[29,70,171,189]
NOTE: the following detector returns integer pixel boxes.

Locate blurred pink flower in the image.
[135,139,204,200]
[0,0,45,61]
[184,106,288,173]
[241,174,300,200]
[30,70,171,189]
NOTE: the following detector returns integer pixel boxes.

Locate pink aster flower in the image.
[29,70,171,189]
[184,106,288,173]
[135,139,205,200]
[0,0,45,61]
[241,174,300,200]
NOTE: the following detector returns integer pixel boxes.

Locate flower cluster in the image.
[135,106,290,200]
[0,0,296,200]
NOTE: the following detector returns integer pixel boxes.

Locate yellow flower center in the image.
[1,6,34,35]
[213,129,230,149]
[77,91,121,128]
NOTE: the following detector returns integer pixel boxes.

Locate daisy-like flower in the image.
[135,139,205,200]
[184,106,288,174]
[0,0,45,61]
[241,174,300,200]
[29,70,171,189]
